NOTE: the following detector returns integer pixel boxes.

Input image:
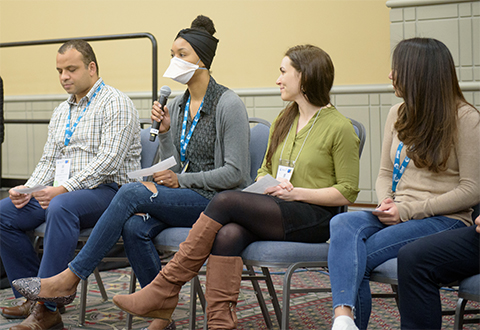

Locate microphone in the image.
[150,85,172,142]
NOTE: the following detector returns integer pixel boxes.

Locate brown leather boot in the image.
[9,303,63,330]
[205,255,243,330]
[113,213,222,320]
[1,300,35,319]
[1,300,65,320]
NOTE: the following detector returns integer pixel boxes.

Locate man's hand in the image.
[475,216,480,234]
[32,186,68,209]
[9,186,32,209]
[153,170,179,188]
[373,198,401,226]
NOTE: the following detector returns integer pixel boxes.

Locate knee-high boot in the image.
[113,213,222,320]
[205,255,243,330]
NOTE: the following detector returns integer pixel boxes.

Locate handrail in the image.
[0,32,158,104]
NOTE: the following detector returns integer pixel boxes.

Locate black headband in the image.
[176,28,218,69]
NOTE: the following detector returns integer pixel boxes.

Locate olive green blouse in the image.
[257,106,360,203]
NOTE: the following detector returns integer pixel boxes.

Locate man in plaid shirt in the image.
[0,40,141,330]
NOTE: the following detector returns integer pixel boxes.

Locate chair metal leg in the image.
[189,275,206,330]
[93,267,108,301]
[126,270,137,330]
[391,284,399,306]
[246,266,274,329]
[454,297,467,330]
[260,267,282,327]
[78,278,88,326]
[189,277,198,330]
[281,265,297,330]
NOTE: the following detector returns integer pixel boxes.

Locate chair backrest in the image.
[140,127,159,169]
[248,117,271,181]
[472,202,480,220]
[348,117,366,157]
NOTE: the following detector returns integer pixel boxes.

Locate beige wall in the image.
[0,0,391,96]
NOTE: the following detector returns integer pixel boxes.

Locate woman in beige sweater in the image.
[328,37,480,330]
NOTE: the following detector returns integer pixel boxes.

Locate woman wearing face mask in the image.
[11,15,250,330]
[112,44,360,329]
[14,44,360,329]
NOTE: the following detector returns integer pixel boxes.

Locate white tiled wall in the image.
[4,84,478,204]
[388,0,480,82]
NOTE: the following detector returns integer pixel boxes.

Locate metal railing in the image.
[0,33,158,187]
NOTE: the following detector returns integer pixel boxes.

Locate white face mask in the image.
[163,57,206,84]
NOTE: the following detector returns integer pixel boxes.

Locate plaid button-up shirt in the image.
[25,78,142,191]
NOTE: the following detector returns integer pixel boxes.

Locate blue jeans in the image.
[0,183,118,298]
[69,182,209,287]
[327,211,466,329]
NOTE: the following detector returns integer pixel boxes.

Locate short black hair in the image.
[58,40,99,75]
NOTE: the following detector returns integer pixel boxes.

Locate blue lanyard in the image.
[392,142,410,193]
[180,96,204,162]
[65,82,105,146]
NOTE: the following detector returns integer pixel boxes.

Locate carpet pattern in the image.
[0,266,478,329]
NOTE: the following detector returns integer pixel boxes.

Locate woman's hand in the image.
[264,178,296,201]
[373,198,401,225]
[153,170,179,188]
[151,102,171,134]
[475,216,480,234]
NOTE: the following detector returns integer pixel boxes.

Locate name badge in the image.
[54,158,71,187]
[276,165,294,181]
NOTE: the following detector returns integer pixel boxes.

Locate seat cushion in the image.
[34,223,93,238]
[153,227,190,251]
[459,274,480,299]
[242,241,329,267]
[370,258,398,285]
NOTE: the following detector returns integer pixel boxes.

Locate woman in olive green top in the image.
[111,44,360,330]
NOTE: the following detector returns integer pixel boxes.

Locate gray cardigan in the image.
[154,89,251,192]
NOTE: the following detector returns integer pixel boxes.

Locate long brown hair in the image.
[392,38,474,173]
[265,45,334,166]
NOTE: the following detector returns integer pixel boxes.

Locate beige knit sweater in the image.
[376,103,480,226]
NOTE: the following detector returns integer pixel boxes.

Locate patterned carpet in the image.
[0,266,478,330]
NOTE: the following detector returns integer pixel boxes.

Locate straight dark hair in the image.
[392,37,474,173]
[265,44,334,166]
[58,40,99,75]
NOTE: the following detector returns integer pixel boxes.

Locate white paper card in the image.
[276,165,294,181]
[54,158,71,187]
[242,174,281,194]
[12,185,48,194]
[127,156,177,179]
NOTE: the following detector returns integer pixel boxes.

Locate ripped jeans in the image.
[69,181,209,287]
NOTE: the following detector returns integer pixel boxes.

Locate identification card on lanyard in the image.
[64,82,104,146]
[276,108,322,182]
[391,141,410,198]
[54,158,71,187]
[180,96,204,163]
[276,159,295,181]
